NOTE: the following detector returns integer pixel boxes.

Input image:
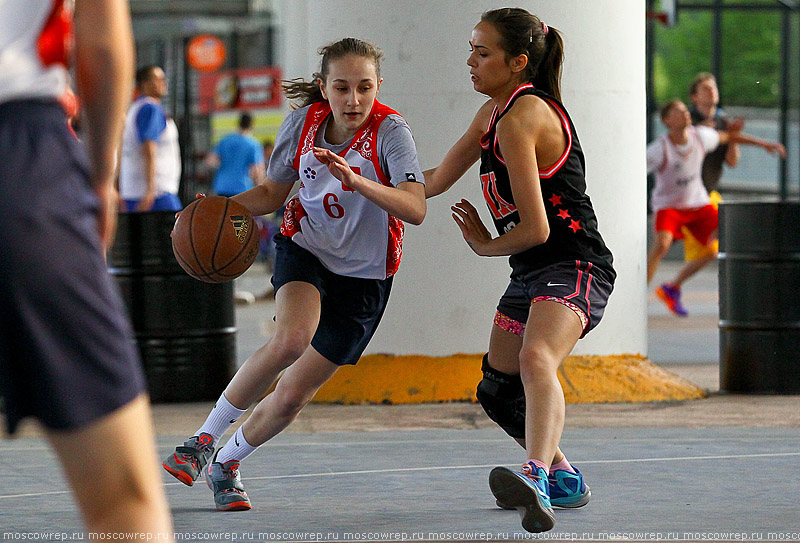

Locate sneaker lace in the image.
[521,462,543,481]
[179,435,214,470]
[174,452,201,471]
[219,463,246,495]
[224,463,240,478]
[190,433,214,453]
[221,487,246,496]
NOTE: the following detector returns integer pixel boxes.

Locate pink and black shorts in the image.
[495,260,614,339]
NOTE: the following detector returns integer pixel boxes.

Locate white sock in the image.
[196,393,247,443]
[216,426,259,465]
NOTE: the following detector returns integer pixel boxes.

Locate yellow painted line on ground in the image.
[312,353,706,405]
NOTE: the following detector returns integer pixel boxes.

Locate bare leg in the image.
[672,250,716,288]
[647,230,674,285]
[241,346,339,445]
[223,281,321,409]
[48,395,173,541]
[488,322,569,465]
[512,437,565,464]
[518,301,583,467]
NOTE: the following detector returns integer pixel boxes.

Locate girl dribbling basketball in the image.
[162,37,426,511]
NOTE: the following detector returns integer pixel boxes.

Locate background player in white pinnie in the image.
[647,99,785,317]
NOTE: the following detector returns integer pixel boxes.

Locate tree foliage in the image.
[653,1,795,108]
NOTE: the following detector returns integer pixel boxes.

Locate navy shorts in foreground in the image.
[271,234,393,365]
[497,260,614,338]
[0,100,146,435]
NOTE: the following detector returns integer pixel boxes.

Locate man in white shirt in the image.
[118,65,182,212]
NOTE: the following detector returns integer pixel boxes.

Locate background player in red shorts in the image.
[647,99,785,316]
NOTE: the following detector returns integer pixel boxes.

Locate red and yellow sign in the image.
[197,67,283,113]
[187,34,226,72]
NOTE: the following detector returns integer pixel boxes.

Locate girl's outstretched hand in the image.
[313,147,359,190]
[171,193,207,239]
[174,193,206,221]
[451,199,493,256]
[767,141,787,159]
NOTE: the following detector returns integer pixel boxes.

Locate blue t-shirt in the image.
[212,132,264,196]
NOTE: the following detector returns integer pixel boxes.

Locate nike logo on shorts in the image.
[547,282,567,287]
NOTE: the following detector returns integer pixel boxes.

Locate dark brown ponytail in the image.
[480,8,564,102]
[532,26,564,102]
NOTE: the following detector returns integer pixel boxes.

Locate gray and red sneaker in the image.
[162,432,215,486]
[204,454,252,511]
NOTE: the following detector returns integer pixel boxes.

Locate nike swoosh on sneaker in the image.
[173,454,189,465]
[533,483,548,500]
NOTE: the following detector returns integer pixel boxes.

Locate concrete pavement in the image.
[4,255,800,541]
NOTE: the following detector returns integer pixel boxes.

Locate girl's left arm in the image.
[313,147,426,225]
[452,105,549,257]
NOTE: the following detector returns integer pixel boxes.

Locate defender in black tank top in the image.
[480,83,615,283]
[424,8,618,534]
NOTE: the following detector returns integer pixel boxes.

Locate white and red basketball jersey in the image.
[0,0,72,105]
[281,101,404,280]
[649,126,718,212]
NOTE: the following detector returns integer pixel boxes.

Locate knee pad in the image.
[475,353,526,439]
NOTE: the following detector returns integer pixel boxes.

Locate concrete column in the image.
[275,0,647,358]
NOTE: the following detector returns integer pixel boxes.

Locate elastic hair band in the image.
[541,22,549,35]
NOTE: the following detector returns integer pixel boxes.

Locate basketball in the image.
[172,196,260,283]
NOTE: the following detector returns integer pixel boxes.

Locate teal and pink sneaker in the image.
[656,283,688,317]
[548,466,591,508]
[496,465,591,509]
[489,461,555,533]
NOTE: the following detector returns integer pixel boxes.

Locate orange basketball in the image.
[172,196,260,283]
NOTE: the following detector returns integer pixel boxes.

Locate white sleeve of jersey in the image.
[266,107,306,183]
[646,138,665,174]
[695,125,720,154]
[378,115,425,186]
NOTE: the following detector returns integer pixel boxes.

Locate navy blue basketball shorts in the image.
[496,260,614,339]
[0,100,146,435]
[271,233,392,365]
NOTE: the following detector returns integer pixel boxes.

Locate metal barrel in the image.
[108,211,236,402]
[718,200,800,394]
